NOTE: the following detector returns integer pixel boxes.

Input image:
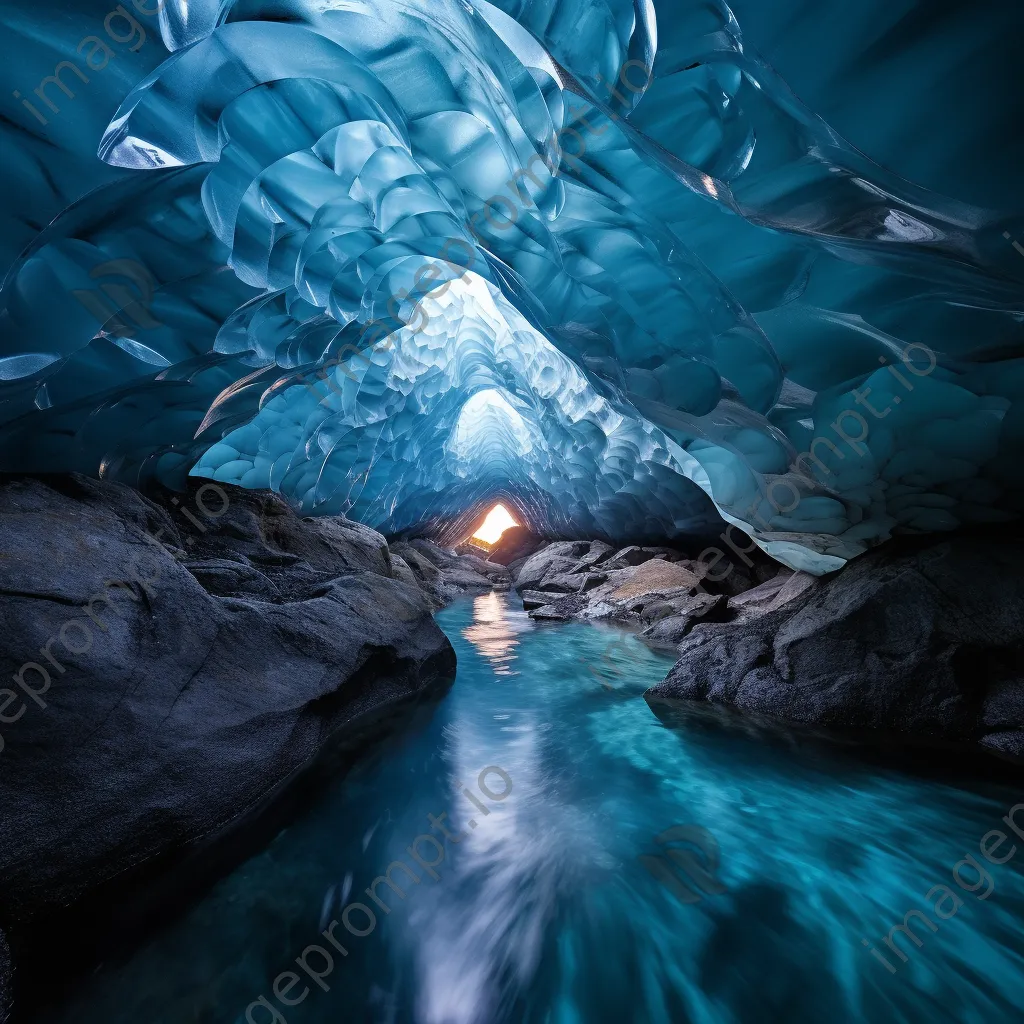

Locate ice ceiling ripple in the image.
[1,0,1022,570]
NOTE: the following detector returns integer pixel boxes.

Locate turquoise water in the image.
[41,592,1024,1023]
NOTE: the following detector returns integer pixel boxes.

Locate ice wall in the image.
[1,0,1022,570]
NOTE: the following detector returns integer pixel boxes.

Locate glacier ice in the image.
[1,0,1022,571]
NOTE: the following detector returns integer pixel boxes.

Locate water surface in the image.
[41,592,1024,1023]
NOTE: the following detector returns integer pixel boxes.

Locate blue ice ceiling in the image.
[1,0,1022,570]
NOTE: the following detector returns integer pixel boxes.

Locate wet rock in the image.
[650,534,1024,756]
[387,538,513,600]
[0,474,457,935]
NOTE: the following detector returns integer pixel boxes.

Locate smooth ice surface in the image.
[36,593,1024,1023]
[1,1,1023,565]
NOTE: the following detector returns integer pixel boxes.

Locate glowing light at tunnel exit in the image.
[473,503,518,545]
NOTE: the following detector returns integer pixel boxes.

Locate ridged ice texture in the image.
[1,1,1022,568]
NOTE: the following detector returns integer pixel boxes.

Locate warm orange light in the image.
[472,503,518,545]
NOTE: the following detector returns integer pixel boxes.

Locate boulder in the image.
[450,552,512,587]
[513,542,590,591]
[638,593,728,649]
[388,554,419,587]
[532,571,591,594]
[603,558,705,602]
[390,542,443,588]
[602,545,655,570]
[0,474,456,938]
[393,539,510,593]
[725,570,815,623]
[650,534,1024,757]
[487,526,545,567]
[519,543,730,641]
[573,540,615,570]
[529,594,590,621]
[405,537,459,567]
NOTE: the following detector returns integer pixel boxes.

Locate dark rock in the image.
[579,571,609,593]
[450,552,512,587]
[528,593,590,621]
[726,571,815,623]
[511,541,730,646]
[0,474,456,935]
[390,542,443,588]
[394,539,510,594]
[388,554,419,588]
[602,545,655,570]
[533,571,591,594]
[706,560,759,597]
[438,566,501,591]
[638,593,728,649]
[982,731,1024,756]
[156,481,394,585]
[405,537,459,567]
[0,929,9,1024]
[981,678,1024,731]
[487,526,545,566]
[639,546,688,562]
[514,543,590,591]
[573,540,615,570]
[183,558,282,601]
[455,539,491,558]
[650,535,1024,756]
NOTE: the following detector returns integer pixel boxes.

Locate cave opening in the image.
[471,502,519,546]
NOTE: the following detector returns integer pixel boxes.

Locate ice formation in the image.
[1,0,1022,570]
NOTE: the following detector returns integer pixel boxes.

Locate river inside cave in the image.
[39,592,1024,1024]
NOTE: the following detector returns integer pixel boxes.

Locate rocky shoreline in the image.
[498,531,1024,760]
[0,474,486,1015]
[2,475,1022,1017]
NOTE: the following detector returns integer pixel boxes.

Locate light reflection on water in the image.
[461,591,525,676]
[39,593,1024,1024]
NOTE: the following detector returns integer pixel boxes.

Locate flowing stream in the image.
[41,592,1024,1023]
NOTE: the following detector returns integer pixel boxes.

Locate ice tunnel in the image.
[2,0,1023,573]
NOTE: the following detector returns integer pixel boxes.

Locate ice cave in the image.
[2,0,1022,572]
[1,1,1023,1023]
